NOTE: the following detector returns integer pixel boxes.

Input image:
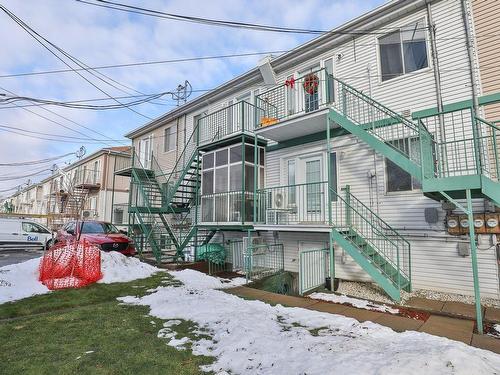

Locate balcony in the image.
[197,101,265,148]
[254,181,332,231]
[255,68,334,142]
[74,169,101,189]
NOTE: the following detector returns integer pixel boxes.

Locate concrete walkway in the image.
[224,286,500,354]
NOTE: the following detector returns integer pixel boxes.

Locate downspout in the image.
[460,0,480,113]
[426,1,446,151]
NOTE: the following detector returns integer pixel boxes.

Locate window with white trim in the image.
[164,124,177,152]
[379,19,428,82]
[386,137,422,192]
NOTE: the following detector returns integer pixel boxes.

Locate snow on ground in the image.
[308,292,400,314]
[0,251,161,304]
[0,257,49,304]
[98,252,159,284]
[120,270,500,375]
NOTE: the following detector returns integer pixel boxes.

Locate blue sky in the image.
[0,0,386,195]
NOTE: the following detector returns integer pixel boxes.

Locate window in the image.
[386,137,422,192]
[201,143,265,223]
[287,160,296,205]
[329,153,338,201]
[379,19,428,81]
[164,124,177,152]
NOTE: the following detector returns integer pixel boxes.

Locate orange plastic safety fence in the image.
[39,239,103,290]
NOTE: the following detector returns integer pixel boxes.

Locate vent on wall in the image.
[401,109,411,118]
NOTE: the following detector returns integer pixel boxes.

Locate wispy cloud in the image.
[0,0,385,193]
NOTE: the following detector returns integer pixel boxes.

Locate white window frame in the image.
[163,124,177,153]
[376,17,431,84]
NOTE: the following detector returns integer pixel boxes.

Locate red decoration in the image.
[303,74,319,94]
[285,77,295,89]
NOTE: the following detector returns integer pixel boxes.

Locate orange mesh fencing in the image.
[39,239,103,290]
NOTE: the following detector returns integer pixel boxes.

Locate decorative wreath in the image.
[303,73,319,94]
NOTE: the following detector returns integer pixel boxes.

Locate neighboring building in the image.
[4,146,131,229]
[119,0,499,306]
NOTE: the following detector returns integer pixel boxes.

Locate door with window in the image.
[297,156,324,222]
[298,65,321,114]
[139,137,152,168]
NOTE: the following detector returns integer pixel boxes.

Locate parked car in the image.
[0,218,55,250]
[55,220,136,256]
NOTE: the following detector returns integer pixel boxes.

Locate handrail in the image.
[331,186,410,283]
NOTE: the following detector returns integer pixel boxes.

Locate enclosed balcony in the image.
[197,100,266,149]
[254,68,334,142]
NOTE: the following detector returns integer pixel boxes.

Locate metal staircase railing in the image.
[130,150,176,262]
[331,185,411,294]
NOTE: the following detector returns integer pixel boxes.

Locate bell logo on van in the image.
[27,235,39,241]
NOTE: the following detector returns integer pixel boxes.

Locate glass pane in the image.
[215,195,228,222]
[259,148,265,166]
[244,165,254,192]
[386,159,412,192]
[306,160,321,212]
[202,153,214,169]
[259,167,265,189]
[230,165,242,191]
[330,153,338,201]
[216,149,228,166]
[202,170,213,195]
[379,31,403,81]
[229,193,242,222]
[230,144,242,163]
[201,197,213,222]
[287,160,296,205]
[215,167,228,193]
[245,144,254,163]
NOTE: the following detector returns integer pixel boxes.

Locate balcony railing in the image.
[74,169,101,187]
[201,190,254,224]
[198,101,266,146]
[255,68,334,129]
[255,181,329,225]
[112,203,129,225]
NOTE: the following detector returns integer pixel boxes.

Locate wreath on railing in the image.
[303,73,319,94]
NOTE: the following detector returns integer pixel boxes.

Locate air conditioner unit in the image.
[271,191,286,209]
[81,210,94,219]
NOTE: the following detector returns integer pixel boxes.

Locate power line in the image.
[76,0,429,36]
[0,152,77,166]
[0,124,126,142]
[0,167,53,181]
[0,85,124,147]
[0,4,155,120]
[0,89,189,110]
[0,51,288,79]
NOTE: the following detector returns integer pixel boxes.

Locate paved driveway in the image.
[0,249,44,267]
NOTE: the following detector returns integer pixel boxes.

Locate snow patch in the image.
[309,292,400,314]
[169,269,246,290]
[98,252,160,283]
[0,251,161,304]
[120,269,500,375]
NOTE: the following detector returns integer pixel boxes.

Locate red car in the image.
[56,220,136,256]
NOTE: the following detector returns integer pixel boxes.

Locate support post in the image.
[254,134,258,224]
[241,135,246,225]
[345,185,351,227]
[466,189,483,333]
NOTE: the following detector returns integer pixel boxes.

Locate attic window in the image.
[379,19,428,82]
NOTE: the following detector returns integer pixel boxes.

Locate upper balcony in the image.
[73,169,101,189]
[197,100,265,149]
[255,68,334,142]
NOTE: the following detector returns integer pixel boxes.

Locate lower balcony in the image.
[200,191,255,226]
[254,181,332,231]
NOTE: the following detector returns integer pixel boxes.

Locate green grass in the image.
[0,272,213,375]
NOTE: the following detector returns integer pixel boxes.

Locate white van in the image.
[0,218,54,250]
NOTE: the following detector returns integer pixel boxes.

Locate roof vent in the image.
[257,56,277,85]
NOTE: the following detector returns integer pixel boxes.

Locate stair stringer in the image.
[331,228,403,302]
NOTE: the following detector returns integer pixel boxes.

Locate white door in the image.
[297,156,324,223]
[139,137,152,168]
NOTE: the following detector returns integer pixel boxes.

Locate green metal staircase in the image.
[323,77,499,301]
[331,186,411,301]
[329,76,500,205]
[128,122,217,264]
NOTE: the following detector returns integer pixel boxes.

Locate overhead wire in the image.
[0,152,76,166]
